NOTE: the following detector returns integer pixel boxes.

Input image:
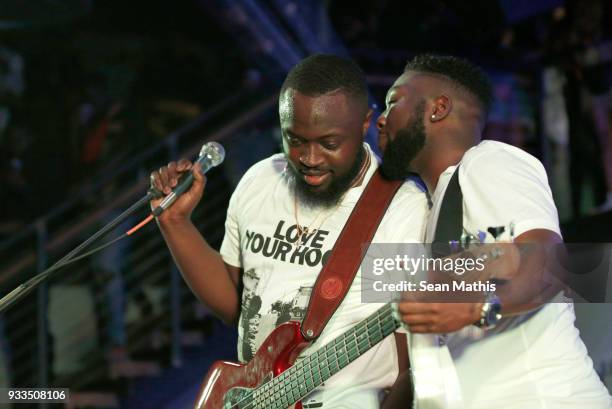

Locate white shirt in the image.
[425,140,611,409]
[220,144,428,408]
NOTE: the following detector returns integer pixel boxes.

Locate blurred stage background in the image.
[1,0,611,407]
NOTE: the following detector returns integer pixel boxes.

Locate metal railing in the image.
[0,89,279,403]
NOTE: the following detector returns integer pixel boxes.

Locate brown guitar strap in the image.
[301,169,403,341]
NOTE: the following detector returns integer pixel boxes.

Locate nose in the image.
[299,143,324,168]
[376,113,388,152]
[376,112,387,131]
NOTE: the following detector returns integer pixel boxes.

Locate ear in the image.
[362,108,374,136]
[429,95,452,122]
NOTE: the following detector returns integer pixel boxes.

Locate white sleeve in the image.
[460,148,561,239]
[382,180,429,243]
[219,164,261,268]
[219,184,243,268]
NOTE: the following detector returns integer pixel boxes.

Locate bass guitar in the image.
[195,302,400,409]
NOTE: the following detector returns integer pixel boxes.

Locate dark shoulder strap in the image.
[301,169,403,341]
[432,166,463,257]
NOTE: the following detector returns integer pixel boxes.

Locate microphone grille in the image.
[200,141,225,166]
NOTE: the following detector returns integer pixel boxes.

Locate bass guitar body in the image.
[195,321,310,409]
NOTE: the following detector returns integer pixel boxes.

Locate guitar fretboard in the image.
[240,303,399,409]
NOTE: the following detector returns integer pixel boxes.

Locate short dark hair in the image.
[281,54,368,109]
[404,54,493,113]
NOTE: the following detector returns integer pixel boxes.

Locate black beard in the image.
[290,146,365,209]
[380,104,426,181]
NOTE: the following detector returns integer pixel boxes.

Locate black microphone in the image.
[151,141,225,217]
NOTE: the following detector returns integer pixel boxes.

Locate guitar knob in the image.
[487,226,505,240]
[460,232,475,248]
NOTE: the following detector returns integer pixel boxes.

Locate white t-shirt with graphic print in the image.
[425,140,611,409]
[220,144,428,408]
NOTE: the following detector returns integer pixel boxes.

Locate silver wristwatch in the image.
[474,291,502,329]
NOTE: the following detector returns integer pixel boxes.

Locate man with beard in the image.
[151,54,427,407]
[377,54,611,408]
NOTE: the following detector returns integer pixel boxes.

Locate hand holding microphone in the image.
[149,142,225,220]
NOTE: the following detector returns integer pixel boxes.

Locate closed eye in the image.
[284,133,302,146]
[321,141,338,150]
[386,99,398,108]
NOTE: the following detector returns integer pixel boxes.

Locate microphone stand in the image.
[0,191,159,313]
[0,141,224,313]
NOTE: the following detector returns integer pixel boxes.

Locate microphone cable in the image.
[0,141,225,313]
[0,193,158,313]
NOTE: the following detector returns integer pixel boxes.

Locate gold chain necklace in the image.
[293,197,339,248]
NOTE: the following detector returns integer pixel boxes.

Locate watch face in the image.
[476,294,502,328]
[486,298,502,324]
[486,308,500,325]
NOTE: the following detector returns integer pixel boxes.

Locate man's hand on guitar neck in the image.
[398,229,565,334]
[398,301,482,333]
[397,243,516,333]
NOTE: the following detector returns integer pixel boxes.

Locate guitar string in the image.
[234,303,397,409]
[272,305,397,408]
[239,323,390,409]
[278,320,396,408]
[256,305,392,408]
[236,305,392,409]
[251,311,397,409]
